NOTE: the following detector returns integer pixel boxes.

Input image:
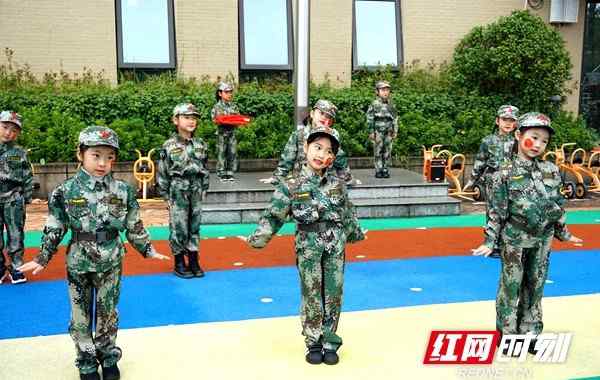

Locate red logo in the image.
[423,331,500,364]
[99,130,111,139]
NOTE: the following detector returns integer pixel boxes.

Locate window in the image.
[115,0,176,69]
[239,0,293,70]
[353,0,402,69]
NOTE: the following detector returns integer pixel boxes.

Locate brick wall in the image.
[0,0,118,83]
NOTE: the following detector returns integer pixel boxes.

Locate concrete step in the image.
[203,168,448,204]
[201,196,460,224]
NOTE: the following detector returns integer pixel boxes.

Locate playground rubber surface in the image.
[1,211,599,380]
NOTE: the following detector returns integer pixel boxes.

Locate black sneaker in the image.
[382,170,391,178]
[102,364,120,380]
[305,344,323,365]
[80,371,100,380]
[323,349,339,365]
[375,171,383,178]
[9,269,27,284]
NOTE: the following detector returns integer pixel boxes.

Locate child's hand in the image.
[147,247,170,260]
[362,229,368,240]
[18,261,45,275]
[368,133,375,141]
[471,245,492,257]
[569,235,583,244]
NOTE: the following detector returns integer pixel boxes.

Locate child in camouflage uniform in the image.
[211,82,239,181]
[19,126,169,380]
[466,105,520,258]
[157,103,209,279]
[366,81,398,178]
[244,126,365,366]
[261,99,354,185]
[472,113,582,354]
[0,111,33,284]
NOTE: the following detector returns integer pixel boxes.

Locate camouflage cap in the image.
[79,126,120,150]
[518,112,554,135]
[375,80,391,90]
[497,105,519,120]
[0,110,23,129]
[307,125,341,153]
[217,82,234,92]
[173,103,200,117]
[312,99,337,120]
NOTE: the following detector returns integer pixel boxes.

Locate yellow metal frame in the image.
[133,149,162,203]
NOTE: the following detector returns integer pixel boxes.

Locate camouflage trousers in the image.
[0,196,25,272]
[484,178,503,252]
[296,228,346,351]
[373,129,394,172]
[496,237,552,335]
[168,187,203,256]
[217,131,237,177]
[67,265,123,374]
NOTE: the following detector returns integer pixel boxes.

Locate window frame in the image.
[352,0,403,70]
[238,0,294,71]
[115,0,177,69]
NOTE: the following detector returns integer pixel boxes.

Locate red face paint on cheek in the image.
[524,138,534,149]
[324,157,333,167]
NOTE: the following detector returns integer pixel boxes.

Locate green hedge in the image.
[0,40,596,163]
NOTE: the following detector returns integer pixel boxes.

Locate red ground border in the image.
[15,225,598,283]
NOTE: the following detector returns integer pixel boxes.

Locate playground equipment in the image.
[133,149,160,202]
[566,146,600,195]
[423,145,482,201]
[542,143,587,199]
[422,145,446,183]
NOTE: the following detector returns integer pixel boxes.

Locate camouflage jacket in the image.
[157,133,210,199]
[272,124,353,184]
[0,142,33,203]
[248,165,365,248]
[35,169,157,273]
[366,97,398,134]
[484,156,571,249]
[211,100,240,135]
[470,132,515,185]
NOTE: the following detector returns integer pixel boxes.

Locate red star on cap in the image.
[99,130,111,139]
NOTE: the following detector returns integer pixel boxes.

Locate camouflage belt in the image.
[0,181,20,193]
[508,217,552,235]
[297,221,339,233]
[72,230,119,243]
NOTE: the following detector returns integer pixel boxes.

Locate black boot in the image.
[375,171,383,178]
[305,344,323,365]
[382,169,390,178]
[187,251,205,278]
[102,364,120,380]
[323,349,339,365]
[173,254,193,279]
[79,371,100,380]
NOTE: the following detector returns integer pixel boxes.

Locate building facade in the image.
[1,0,598,126]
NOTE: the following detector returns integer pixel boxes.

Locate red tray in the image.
[214,115,252,126]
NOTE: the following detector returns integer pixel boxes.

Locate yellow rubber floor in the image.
[1,294,598,380]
